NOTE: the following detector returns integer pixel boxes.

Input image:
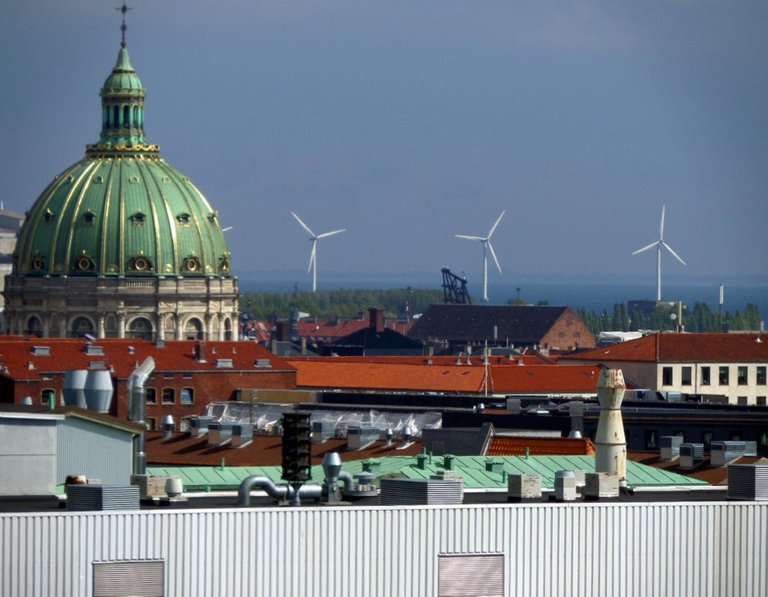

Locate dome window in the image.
[129,254,153,272]
[44,208,55,223]
[31,253,46,271]
[182,256,202,273]
[82,211,96,226]
[162,176,171,184]
[207,211,218,222]
[219,257,230,273]
[130,212,146,226]
[72,251,96,273]
[176,213,191,226]
[129,176,140,184]
[94,176,104,184]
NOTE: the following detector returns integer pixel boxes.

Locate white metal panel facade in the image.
[57,416,134,486]
[1,502,766,597]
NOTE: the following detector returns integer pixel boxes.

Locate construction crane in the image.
[441,268,472,304]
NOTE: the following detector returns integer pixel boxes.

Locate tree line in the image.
[577,302,762,334]
[239,289,762,335]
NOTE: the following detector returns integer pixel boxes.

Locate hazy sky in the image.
[2,1,767,287]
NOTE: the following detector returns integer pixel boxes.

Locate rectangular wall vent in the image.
[93,560,165,597]
[438,553,504,597]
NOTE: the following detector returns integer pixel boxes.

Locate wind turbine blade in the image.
[487,241,502,272]
[308,242,316,272]
[662,241,687,266]
[316,228,346,239]
[632,240,659,255]
[291,212,316,238]
[487,210,506,238]
[455,234,484,241]
[659,205,666,240]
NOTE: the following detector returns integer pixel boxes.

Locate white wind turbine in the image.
[455,210,505,302]
[291,212,346,292]
[631,204,686,301]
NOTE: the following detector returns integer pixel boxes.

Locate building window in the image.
[681,367,692,386]
[702,431,714,447]
[645,430,658,450]
[757,366,766,385]
[162,388,175,404]
[758,396,767,406]
[731,431,742,441]
[180,417,192,432]
[701,366,711,386]
[719,366,729,385]
[662,367,673,386]
[41,388,55,407]
[146,417,156,431]
[737,396,748,406]
[145,388,156,404]
[737,366,748,386]
[180,387,194,405]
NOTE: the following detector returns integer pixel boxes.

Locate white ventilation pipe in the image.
[238,476,322,507]
[595,368,627,482]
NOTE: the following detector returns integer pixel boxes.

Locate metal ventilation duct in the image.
[379,478,463,506]
[727,464,768,501]
[83,369,114,413]
[127,357,155,476]
[62,369,88,408]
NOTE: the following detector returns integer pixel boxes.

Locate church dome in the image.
[13,44,232,278]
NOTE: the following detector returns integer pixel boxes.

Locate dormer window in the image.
[72,251,96,272]
[31,252,45,271]
[129,253,153,272]
[82,211,96,226]
[130,212,146,226]
[182,256,201,273]
[176,213,191,226]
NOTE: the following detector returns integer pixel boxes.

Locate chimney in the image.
[196,341,207,363]
[595,368,627,483]
[275,321,291,342]
[369,307,385,333]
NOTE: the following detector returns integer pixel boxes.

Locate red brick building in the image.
[0,338,296,429]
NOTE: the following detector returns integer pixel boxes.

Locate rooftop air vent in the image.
[379,478,463,506]
[727,464,768,501]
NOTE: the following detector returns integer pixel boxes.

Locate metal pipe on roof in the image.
[237,476,322,507]
[127,357,155,476]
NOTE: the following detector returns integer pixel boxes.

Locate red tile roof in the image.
[0,337,295,380]
[488,436,596,456]
[146,432,422,466]
[297,319,414,340]
[286,357,604,394]
[629,452,767,485]
[568,332,768,363]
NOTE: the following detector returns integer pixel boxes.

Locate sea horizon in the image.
[237,270,768,321]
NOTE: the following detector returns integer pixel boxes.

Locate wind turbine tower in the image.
[455,210,505,302]
[631,205,686,301]
[291,212,346,292]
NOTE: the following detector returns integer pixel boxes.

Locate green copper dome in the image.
[13,45,232,278]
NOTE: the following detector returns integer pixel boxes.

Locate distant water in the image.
[238,270,768,321]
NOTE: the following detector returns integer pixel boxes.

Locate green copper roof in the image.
[13,43,232,278]
[148,456,708,492]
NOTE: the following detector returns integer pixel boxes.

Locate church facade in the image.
[3,30,238,341]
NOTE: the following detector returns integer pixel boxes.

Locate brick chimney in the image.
[369,307,385,333]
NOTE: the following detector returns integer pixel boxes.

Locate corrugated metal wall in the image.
[1,502,766,597]
[57,417,134,486]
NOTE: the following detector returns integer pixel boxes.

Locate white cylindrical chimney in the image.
[595,368,627,482]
